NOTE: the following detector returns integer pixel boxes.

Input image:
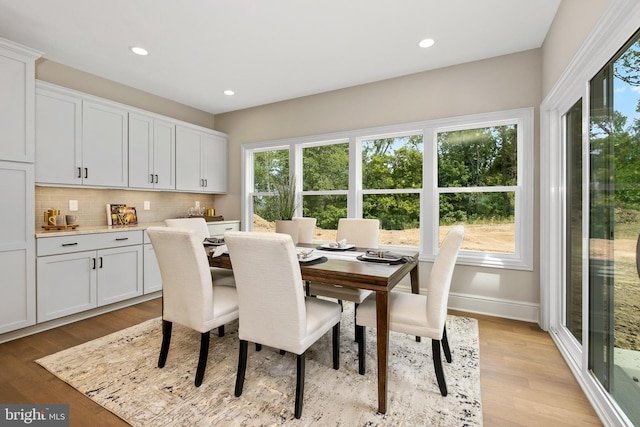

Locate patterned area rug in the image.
[36,304,482,426]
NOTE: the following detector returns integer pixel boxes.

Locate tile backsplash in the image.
[36,186,217,228]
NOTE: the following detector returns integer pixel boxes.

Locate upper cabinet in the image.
[35,81,228,193]
[128,113,175,190]
[82,100,128,187]
[0,39,41,163]
[176,125,227,193]
[35,84,129,187]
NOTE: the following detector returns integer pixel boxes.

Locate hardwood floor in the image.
[0,300,601,426]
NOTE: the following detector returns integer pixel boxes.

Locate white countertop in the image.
[35,219,240,238]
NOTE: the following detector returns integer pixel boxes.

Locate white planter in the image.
[275,220,299,245]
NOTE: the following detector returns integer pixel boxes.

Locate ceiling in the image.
[0,0,561,115]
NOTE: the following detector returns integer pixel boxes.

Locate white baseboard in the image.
[394,284,540,325]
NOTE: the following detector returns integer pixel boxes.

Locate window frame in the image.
[241,107,534,270]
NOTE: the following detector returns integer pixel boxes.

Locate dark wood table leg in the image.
[375,290,390,414]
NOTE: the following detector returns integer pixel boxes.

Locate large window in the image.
[242,108,533,269]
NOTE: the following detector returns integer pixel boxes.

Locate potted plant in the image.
[273,176,300,243]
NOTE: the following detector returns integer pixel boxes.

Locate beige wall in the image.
[541,0,611,97]
[214,49,544,321]
[36,59,216,130]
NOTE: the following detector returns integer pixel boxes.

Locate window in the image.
[242,107,533,270]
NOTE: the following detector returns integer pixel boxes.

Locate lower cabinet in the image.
[143,231,162,294]
[36,231,143,322]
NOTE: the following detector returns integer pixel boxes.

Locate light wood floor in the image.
[0,299,602,426]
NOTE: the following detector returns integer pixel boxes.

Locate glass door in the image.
[589,31,640,425]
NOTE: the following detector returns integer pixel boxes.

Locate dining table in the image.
[208,242,420,414]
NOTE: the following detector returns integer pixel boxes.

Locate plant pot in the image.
[275,220,299,245]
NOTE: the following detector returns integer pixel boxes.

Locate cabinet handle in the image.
[92,258,96,270]
[204,179,208,187]
[225,227,233,231]
[77,167,82,178]
[200,178,204,187]
[155,174,159,184]
[99,257,103,268]
[150,174,154,184]
[84,168,88,179]
[115,237,129,241]
[61,242,79,247]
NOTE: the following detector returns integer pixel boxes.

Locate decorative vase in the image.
[275,220,299,245]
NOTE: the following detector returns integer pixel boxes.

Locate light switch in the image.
[69,200,78,211]
[143,201,150,210]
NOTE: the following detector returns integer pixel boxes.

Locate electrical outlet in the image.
[69,200,78,211]
[143,201,150,210]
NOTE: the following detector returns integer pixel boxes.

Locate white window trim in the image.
[241,107,534,271]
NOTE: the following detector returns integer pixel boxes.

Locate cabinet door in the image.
[176,125,204,192]
[82,100,128,187]
[0,162,35,333]
[128,113,154,189]
[0,41,39,162]
[97,245,143,306]
[143,243,162,294]
[202,133,227,193]
[36,251,96,322]
[35,88,83,185]
[152,119,175,190]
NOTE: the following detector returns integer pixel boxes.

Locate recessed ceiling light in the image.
[130,46,149,56]
[223,89,235,96]
[418,38,435,48]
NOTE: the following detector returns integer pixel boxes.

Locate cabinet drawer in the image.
[208,221,239,237]
[37,230,143,256]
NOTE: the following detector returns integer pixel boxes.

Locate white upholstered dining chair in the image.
[146,226,239,387]
[307,218,379,340]
[355,225,464,396]
[293,217,316,244]
[225,231,341,419]
[164,217,236,288]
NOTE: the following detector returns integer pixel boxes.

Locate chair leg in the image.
[332,322,340,370]
[158,320,172,368]
[235,340,248,397]
[218,325,225,337]
[357,325,366,375]
[280,349,286,355]
[442,325,452,363]
[255,343,262,352]
[354,303,359,342]
[194,331,210,387]
[295,352,306,419]
[432,339,448,396]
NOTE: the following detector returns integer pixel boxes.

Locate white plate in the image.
[318,243,356,250]
[297,253,325,263]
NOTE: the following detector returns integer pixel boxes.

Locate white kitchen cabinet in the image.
[0,38,39,335]
[82,100,129,187]
[129,113,175,190]
[0,39,41,163]
[207,220,240,238]
[143,231,162,294]
[35,86,83,185]
[0,162,35,334]
[176,125,228,193]
[36,231,143,322]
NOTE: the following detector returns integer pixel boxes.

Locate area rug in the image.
[36,304,482,426]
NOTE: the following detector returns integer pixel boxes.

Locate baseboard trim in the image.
[394,284,540,324]
[0,292,162,344]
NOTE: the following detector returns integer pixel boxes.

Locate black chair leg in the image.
[280,349,286,355]
[354,303,359,342]
[357,325,366,375]
[442,325,452,363]
[218,325,225,337]
[432,339,448,396]
[295,352,306,419]
[332,322,340,370]
[158,320,172,368]
[255,343,262,352]
[195,332,210,387]
[235,340,248,397]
